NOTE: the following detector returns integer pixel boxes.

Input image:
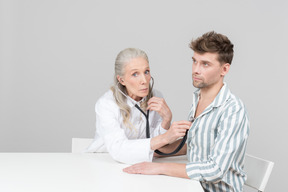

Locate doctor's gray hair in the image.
[110,48,153,129]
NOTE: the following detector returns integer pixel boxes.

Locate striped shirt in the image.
[186,83,250,192]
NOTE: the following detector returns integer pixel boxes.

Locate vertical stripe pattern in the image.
[186,83,250,192]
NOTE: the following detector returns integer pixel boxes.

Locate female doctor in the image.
[86,48,190,164]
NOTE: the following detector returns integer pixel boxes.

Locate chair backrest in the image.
[71,138,93,153]
[244,154,274,192]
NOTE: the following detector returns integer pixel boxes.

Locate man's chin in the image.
[193,82,205,88]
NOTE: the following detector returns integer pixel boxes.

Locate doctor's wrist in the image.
[161,119,171,130]
[150,135,169,151]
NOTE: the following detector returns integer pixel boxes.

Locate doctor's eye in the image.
[145,70,150,75]
[132,72,138,77]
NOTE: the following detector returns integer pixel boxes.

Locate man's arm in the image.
[123,139,188,177]
[123,162,189,179]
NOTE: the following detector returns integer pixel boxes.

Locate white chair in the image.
[244,154,274,192]
[71,138,93,153]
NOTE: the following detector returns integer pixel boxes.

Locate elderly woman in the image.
[86,48,190,164]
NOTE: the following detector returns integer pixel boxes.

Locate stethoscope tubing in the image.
[134,103,188,156]
[116,77,188,156]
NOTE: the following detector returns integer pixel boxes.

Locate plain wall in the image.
[1,0,287,191]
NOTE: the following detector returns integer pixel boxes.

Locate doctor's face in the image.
[119,57,151,101]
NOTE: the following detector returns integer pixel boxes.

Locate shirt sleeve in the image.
[150,118,167,137]
[186,103,250,183]
[96,97,154,165]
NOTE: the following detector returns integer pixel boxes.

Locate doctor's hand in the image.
[163,120,191,144]
[147,97,172,130]
[150,120,191,151]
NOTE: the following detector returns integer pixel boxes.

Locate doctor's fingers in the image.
[165,130,186,143]
[147,96,164,103]
[147,97,168,108]
[171,121,192,128]
[167,124,190,137]
[169,122,190,133]
[147,102,170,113]
[147,98,171,113]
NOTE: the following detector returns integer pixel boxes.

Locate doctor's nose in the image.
[140,75,148,84]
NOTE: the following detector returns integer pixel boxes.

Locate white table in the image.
[0,153,204,192]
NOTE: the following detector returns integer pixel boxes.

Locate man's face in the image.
[192,52,228,89]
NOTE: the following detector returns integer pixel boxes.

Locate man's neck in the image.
[199,81,224,102]
[194,81,224,118]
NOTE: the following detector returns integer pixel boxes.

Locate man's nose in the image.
[193,63,201,74]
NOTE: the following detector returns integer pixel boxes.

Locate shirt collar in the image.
[212,82,231,107]
[126,96,147,108]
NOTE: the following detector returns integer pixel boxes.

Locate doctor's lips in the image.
[139,88,149,92]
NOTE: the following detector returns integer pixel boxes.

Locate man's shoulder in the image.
[219,84,247,113]
[222,91,248,116]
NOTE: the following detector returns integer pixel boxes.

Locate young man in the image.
[123,31,250,192]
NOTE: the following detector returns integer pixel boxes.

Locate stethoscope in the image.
[116,77,192,156]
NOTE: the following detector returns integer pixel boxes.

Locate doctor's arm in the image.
[96,99,189,164]
[153,139,187,157]
[96,99,155,164]
[150,121,191,151]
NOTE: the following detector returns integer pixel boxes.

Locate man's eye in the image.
[145,70,150,74]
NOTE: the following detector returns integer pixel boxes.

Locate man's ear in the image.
[221,63,230,76]
[117,75,125,86]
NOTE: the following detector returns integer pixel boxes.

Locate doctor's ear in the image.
[117,75,125,85]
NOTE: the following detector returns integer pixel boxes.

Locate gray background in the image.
[0,0,287,191]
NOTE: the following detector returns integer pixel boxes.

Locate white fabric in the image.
[85,89,167,164]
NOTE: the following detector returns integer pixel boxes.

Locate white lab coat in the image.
[85,89,167,164]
